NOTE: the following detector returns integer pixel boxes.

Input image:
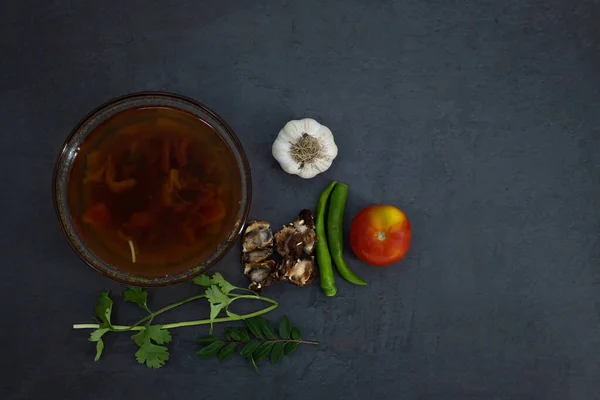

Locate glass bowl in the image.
[53,92,252,286]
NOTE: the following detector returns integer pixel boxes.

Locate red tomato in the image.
[350,205,411,266]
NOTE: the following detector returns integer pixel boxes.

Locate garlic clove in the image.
[279,121,305,141]
[296,157,333,179]
[297,164,320,179]
[313,126,338,159]
[313,125,335,144]
[300,118,321,135]
[272,139,302,175]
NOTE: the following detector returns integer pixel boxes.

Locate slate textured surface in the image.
[1,0,600,399]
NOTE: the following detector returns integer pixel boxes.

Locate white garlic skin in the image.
[272,118,338,179]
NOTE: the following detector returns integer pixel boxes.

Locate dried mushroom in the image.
[274,209,318,287]
[242,221,273,252]
[242,211,318,291]
[242,221,275,291]
[274,209,317,259]
[242,248,273,264]
[274,257,317,286]
[244,260,276,292]
[286,257,317,287]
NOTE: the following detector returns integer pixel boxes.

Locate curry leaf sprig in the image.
[196,315,318,373]
[73,273,279,368]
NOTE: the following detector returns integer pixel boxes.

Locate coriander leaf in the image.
[259,319,276,340]
[94,291,113,327]
[196,335,219,345]
[135,342,170,368]
[123,287,149,311]
[89,328,109,342]
[131,326,171,352]
[94,339,104,361]
[205,285,230,333]
[270,342,285,365]
[240,340,261,357]
[253,342,274,361]
[226,308,241,319]
[210,304,226,325]
[217,343,237,362]
[279,316,291,339]
[131,330,146,347]
[291,327,301,340]
[192,274,213,287]
[196,340,225,358]
[245,317,263,339]
[211,273,236,294]
[205,285,230,307]
[284,342,298,355]
[146,325,172,344]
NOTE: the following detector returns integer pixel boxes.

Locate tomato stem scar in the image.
[377,232,386,241]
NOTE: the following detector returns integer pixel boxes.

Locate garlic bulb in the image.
[272,118,338,179]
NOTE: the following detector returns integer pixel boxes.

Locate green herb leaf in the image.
[130,325,172,368]
[89,328,109,342]
[131,325,171,347]
[146,325,172,344]
[236,328,251,342]
[259,319,276,340]
[279,316,291,339]
[291,327,301,340]
[225,327,241,342]
[240,340,261,357]
[270,342,285,365]
[192,274,213,287]
[94,291,113,327]
[248,355,261,374]
[206,285,230,305]
[196,340,225,358]
[196,335,219,345]
[211,272,236,295]
[94,339,104,361]
[135,342,170,368]
[253,342,274,361]
[123,287,149,311]
[210,303,225,321]
[131,330,146,347]
[245,317,264,339]
[205,285,231,333]
[284,342,299,355]
[226,308,241,319]
[217,343,237,362]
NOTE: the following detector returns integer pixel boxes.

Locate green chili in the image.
[327,183,367,286]
[316,181,338,296]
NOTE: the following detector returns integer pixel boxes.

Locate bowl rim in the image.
[52,91,252,286]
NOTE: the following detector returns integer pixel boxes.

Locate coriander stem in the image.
[73,324,108,329]
[161,301,278,329]
[152,294,207,318]
[72,295,278,331]
[73,294,208,331]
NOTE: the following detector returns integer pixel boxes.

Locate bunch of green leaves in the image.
[196,315,317,373]
[77,273,279,369]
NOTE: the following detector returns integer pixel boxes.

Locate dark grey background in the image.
[1,0,599,399]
